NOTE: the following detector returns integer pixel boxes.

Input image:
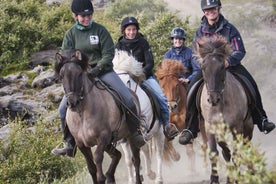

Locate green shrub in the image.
[209,120,276,184]
[0,119,82,184]
[0,0,73,75]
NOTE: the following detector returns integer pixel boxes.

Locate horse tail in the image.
[163,140,180,164]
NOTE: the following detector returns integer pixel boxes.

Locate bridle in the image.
[163,74,183,112]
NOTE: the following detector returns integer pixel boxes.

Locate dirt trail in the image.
[163,0,203,25]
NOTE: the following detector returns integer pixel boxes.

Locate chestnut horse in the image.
[55,49,142,184]
[156,60,207,173]
[194,35,254,183]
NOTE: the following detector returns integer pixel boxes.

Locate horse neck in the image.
[82,73,97,97]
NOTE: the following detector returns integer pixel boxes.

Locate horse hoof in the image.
[172,152,181,161]
[155,181,163,184]
[147,171,156,180]
[210,175,219,184]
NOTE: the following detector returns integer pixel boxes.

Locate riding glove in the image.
[89,66,102,78]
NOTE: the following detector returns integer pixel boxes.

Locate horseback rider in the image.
[179,0,275,145]
[116,16,179,140]
[164,27,200,84]
[52,0,145,157]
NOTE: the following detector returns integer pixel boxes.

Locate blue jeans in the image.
[58,94,67,131]
[142,76,169,126]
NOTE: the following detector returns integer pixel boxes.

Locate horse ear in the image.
[193,40,203,58]
[55,53,63,63]
[75,50,83,61]
[54,53,64,76]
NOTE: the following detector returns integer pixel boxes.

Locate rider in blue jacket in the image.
[179,0,275,145]
[164,27,200,84]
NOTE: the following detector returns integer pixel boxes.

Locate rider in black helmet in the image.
[116,16,179,140]
[179,0,275,145]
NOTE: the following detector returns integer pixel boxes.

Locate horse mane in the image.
[113,49,145,81]
[155,59,187,80]
[55,49,89,75]
[193,35,233,64]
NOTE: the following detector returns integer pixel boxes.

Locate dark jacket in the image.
[116,33,154,78]
[194,14,246,66]
[164,45,200,81]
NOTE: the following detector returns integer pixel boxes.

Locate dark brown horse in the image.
[55,49,142,184]
[194,35,254,183]
[156,59,207,173]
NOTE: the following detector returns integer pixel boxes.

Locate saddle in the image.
[140,83,161,130]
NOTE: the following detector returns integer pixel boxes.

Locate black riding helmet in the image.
[201,0,221,10]
[170,27,186,39]
[71,0,94,15]
[121,17,140,34]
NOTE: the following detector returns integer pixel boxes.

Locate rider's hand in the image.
[178,78,190,84]
[88,66,102,78]
[225,59,230,68]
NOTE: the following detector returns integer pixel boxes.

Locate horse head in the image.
[156,59,187,112]
[113,49,145,82]
[194,35,232,106]
[55,49,90,111]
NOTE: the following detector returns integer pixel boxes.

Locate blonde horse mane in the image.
[113,49,145,81]
[155,59,187,80]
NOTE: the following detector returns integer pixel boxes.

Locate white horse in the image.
[113,50,165,184]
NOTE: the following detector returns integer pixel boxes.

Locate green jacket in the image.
[61,22,114,72]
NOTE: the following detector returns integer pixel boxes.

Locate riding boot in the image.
[179,111,199,145]
[251,106,275,134]
[161,110,179,140]
[51,120,77,157]
[125,110,146,148]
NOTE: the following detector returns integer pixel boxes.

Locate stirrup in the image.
[180,129,194,137]
[262,118,275,134]
[53,142,66,150]
[164,123,179,140]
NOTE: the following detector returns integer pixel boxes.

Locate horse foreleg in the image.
[105,144,122,184]
[94,143,107,184]
[153,134,165,184]
[199,120,208,168]
[208,134,219,184]
[129,140,143,184]
[121,141,135,184]
[141,142,156,181]
[78,146,97,183]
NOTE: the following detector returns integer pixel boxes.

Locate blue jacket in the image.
[195,14,246,66]
[164,45,200,81]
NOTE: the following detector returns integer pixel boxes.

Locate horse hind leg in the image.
[78,146,98,183]
[185,144,196,175]
[105,144,122,184]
